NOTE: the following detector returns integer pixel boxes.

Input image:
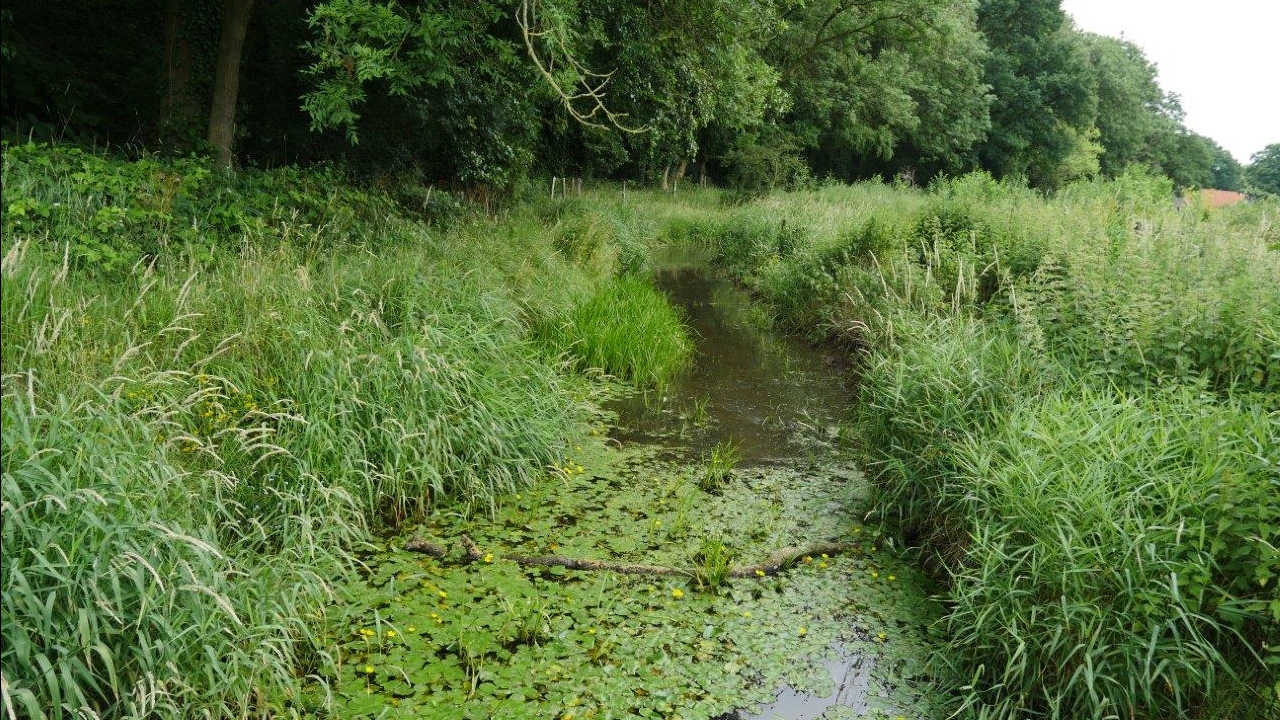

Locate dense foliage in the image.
[0,0,1266,189]
[660,173,1279,719]
[0,143,691,718]
[3,1,1278,718]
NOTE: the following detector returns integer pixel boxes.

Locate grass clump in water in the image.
[698,439,743,494]
[540,275,693,388]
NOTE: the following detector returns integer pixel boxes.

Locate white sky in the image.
[1061,0,1279,164]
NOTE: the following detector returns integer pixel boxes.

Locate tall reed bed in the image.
[1,146,689,718]
[675,170,1280,719]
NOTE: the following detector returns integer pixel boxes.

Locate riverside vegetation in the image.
[2,143,1278,720]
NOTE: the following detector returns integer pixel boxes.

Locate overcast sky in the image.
[1060,0,1279,164]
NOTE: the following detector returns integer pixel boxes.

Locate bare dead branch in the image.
[517,0,648,134]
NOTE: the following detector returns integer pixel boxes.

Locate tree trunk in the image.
[160,0,199,144]
[207,0,254,167]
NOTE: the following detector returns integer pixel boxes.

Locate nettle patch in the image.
[301,441,952,719]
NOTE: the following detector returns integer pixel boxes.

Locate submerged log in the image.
[404,534,861,579]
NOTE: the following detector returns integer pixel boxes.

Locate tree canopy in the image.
[0,0,1262,191]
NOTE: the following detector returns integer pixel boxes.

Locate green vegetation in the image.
[657,172,1280,719]
[698,439,743,494]
[0,144,692,718]
[4,0,1270,191]
[315,446,950,719]
[538,275,693,388]
[4,0,1279,713]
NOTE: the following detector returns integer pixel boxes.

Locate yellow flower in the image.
[755,569,766,577]
[877,632,887,642]
[818,562,829,570]
[587,628,597,635]
[803,556,812,563]
[798,627,807,636]
[362,665,375,674]
[385,629,396,638]
[438,590,448,599]
[870,570,879,579]
[671,588,685,599]
[888,574,897,581]
[483,553,494,563]
[741,611,752,618]
[821,553,829,559]
[406,625,417,633]
[359,628,374,637]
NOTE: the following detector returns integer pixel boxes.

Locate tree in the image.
[1080,32,1176,177]
[975,0,1097,186]
[765,0,990,182]
[1207,140,1243,191]
[207,0,255,166]
[1246,144,1280,195]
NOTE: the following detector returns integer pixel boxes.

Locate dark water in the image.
[610,261,854,463]
[613,258,879,719]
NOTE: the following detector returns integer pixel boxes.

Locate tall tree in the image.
[764,0,990,182]
[975,0,1096,186]
[1246,143,1280,195]
[1080,32,1177,177]
[207,0,255,166]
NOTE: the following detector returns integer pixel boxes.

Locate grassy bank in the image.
[4,142,1277,719]
[630,173,1279,719]
[0,144,691,718]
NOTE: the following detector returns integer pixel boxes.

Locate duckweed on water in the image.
[305,439,953,719]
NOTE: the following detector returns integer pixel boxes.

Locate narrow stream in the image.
[613,260,921,720]
[612,260,853,464]
[315,255,948,719]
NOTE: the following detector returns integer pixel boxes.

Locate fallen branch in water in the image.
[403,534,861,579]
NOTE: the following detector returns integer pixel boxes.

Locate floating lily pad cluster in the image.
[302,438,952,718]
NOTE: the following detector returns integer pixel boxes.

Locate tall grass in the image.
[944,386,1278,719]
[0,145,690,718]
[672,170,1280,718]
[537,275,693,388]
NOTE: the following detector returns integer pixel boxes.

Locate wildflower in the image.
[888,574,896,581]
[406,625,417,633]
[438,590,448,599]
[819,562,829,570]
[821,553,829,559]
[877,632,887,642]
[385,629,396,638]
[362,665,375,675]
[359,628,375,637]
[587,628,597,635]
[870,570,879,579]
[483,553,494,563]
[798,627,807,636]
[671,588,684,599]
[741,611,752,618]
[755,569,766,577]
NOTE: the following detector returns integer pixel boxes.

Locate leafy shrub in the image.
[0,142,397,274]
